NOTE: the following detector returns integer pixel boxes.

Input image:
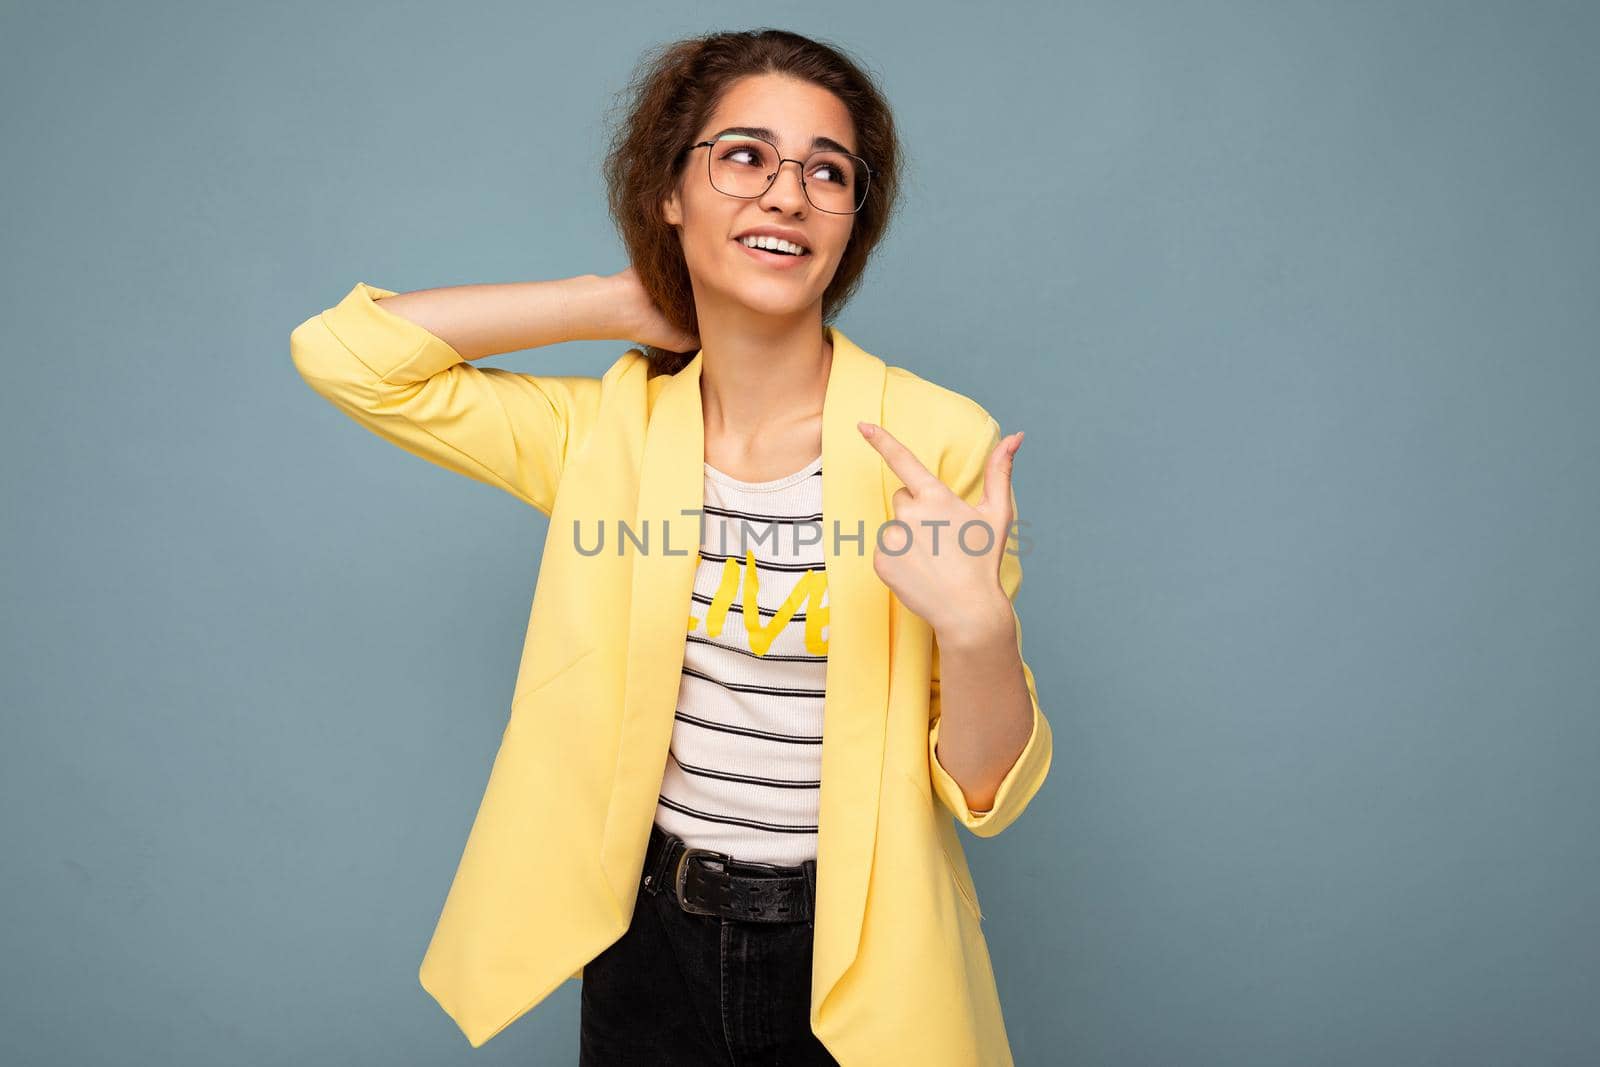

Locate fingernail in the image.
[857,421,876,437]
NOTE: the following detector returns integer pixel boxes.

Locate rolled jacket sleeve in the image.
[928,663,1052,836]
[289,281,601,515]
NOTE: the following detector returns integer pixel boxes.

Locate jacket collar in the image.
[598,325,891,1019]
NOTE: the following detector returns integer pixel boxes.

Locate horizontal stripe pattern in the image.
[653,452,828,866]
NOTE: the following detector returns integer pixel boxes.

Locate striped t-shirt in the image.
[652,451,829,867]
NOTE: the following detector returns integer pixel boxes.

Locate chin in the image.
[703,265,812,312]
[730,286,817,318]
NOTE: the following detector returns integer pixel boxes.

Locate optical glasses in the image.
[685,133,872,215]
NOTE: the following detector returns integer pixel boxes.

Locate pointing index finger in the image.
[858,421,943,496]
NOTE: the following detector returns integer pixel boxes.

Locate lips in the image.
[733,228,811,251]
[732,238,810,270]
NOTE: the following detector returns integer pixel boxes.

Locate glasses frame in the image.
[684,135,873,215]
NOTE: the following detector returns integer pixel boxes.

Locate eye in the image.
[722,146,764,167]
[807,158,850,186]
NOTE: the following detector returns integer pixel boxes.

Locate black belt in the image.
[642,822,817,924]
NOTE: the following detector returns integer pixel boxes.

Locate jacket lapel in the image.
[596,326,890,1020]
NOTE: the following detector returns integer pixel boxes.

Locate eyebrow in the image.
[711,125,858,157]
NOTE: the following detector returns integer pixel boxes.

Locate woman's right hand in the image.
[602,265,701,353]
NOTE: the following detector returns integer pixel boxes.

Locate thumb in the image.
[981,430,1023,515]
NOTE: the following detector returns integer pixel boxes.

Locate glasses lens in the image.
[707,135,867,214]
[708,136,779,198]
[801,150,865,214]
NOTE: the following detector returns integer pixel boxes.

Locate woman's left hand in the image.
[856,421,1024,640]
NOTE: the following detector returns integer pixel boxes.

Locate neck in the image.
[696,315,833,443]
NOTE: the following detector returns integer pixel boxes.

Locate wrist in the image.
[561,272,630,343]
[932,587,1015,652]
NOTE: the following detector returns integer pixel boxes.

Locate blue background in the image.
[3,1,1596,1063]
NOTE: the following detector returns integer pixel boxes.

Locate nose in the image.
[759,158,810,213]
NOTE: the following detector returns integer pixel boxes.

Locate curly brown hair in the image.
[601,28,904,377]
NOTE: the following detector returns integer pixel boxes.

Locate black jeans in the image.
[579,823,841,1066]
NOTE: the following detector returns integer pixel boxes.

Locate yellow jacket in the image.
[290,282,1054,1064]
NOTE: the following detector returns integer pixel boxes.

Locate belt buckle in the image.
[674,846,729,917]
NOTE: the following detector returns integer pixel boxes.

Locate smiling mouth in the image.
[733,237,811,258]
[733,242,811,272]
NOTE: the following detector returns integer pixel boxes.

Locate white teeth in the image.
[739,235,807,256]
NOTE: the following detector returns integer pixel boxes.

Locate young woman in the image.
[291,28,1052,1067]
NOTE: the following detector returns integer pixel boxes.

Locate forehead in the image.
[701,74,859,156]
